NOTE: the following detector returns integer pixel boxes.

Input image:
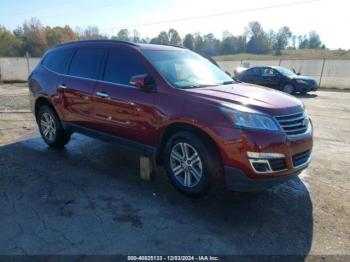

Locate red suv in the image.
[29,40,313,196]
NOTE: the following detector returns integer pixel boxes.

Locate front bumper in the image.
[295,83,318,92]
[218,120,313,191]
[224,166,303,191]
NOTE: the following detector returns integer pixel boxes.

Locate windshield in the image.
[142,49,234,89]
[274,66,296,77]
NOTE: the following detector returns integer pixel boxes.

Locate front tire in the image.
[37,105,70,148]
[283,84,295,94]
[164,131,222,196]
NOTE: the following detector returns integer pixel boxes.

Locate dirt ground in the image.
[0,83,349,257]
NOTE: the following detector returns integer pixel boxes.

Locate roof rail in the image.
[55,39,139,48]
[161,43,186,49]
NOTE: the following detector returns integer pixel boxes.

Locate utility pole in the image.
[25,52,31,78]
[319,58,326,88]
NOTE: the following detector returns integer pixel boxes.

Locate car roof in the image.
[248,66,288,70]
[248,66,272,69]
[53,40,185,52]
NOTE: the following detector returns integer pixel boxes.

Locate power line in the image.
[100,0,321,33]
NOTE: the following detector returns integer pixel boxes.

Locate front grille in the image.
[275,111,309,136]
[292,150,311,167]
[269,158,287,171]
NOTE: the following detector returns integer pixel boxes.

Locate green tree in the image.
[273,26,292,55]
[298,34,309,49]
[132,29,141,43]
[0,26,23,56]
[79,25,106,40]
[193,33,204,54]
[168,28,182,46]
[46,26,78,48]
[114,29,129,41]
[16,18,48,57]
[308,31,322,48]
[221,32,234,54]
[201,33,220,55]
[220,31,246,55]
[150,31,169,45]
[298,31,323,49]
[245,21,271,54]
[183,34,195,50]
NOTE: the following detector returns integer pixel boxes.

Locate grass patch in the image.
[1,80,28,84]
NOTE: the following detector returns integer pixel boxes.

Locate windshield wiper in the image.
[221,80,238,85]
[182,84,217,89]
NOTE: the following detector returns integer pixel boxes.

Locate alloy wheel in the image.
[170,142,203,188]
[40,112,56,142]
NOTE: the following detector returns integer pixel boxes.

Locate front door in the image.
[93,47,156,145]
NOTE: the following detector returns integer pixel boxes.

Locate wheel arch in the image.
[34,96,58,121]
[155,122,222,166]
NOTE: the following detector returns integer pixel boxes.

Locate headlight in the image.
[296,79,308,85]
[220,104,281,131]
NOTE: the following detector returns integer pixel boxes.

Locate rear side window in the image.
[69,48,105,79]
[42,49,74,74]
[246,68,262,76]
[104,48,148,85]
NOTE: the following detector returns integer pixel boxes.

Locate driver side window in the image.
[104,48,148,86]
[262,68,276,77]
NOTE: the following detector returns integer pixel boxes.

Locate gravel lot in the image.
[0,83,349,257]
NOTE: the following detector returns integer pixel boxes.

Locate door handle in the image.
[96,91,110,99]
[58,83,67,89]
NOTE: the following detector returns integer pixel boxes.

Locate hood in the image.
[289,75,315,81]
[184,83,304,116]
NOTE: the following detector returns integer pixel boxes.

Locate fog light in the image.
[252,161,270,173]
[247,152,285,159]
[247,152,287,174]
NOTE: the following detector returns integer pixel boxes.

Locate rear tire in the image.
[37,105,70,148]
[164,131,223,197]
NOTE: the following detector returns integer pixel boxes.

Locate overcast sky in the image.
[0,0,349,49]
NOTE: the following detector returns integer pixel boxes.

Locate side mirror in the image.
[129,74,155,91]
[297,72,301,75]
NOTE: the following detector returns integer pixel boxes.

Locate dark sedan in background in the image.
[235,66,318,94]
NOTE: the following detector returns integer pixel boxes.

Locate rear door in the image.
[39,48,75,118]
[59,48,106,128]
[93,47,156,145]
[240,68,262,85]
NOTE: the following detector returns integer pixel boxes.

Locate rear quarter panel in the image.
[29,65,60,116]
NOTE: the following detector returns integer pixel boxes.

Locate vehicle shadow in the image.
[295,93,318,99]
[180,178,313,257]
[0,134,313,257]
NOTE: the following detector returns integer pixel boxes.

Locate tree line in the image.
[0,18,325,57]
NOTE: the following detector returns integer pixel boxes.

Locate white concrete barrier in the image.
[0,57,349,88]
[217,59,350,88]
[0,57,40,81]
